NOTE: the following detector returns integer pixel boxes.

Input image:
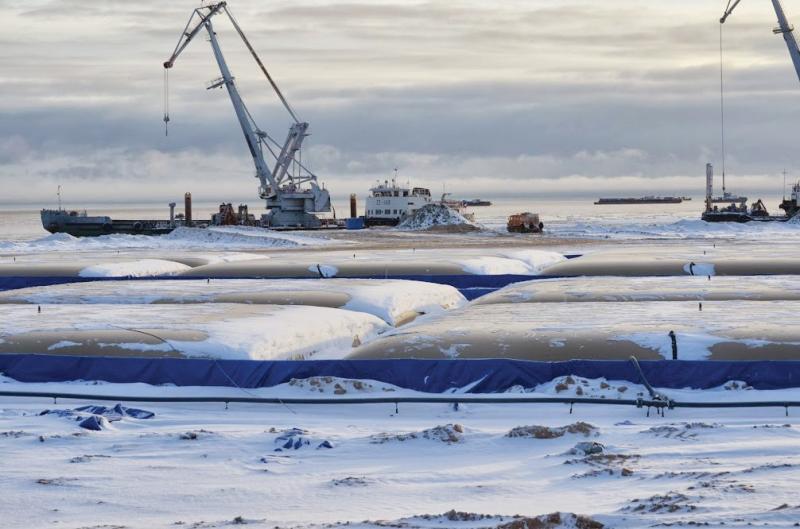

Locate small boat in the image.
[462,199,492,207]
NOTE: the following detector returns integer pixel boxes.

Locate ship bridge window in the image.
[403,191,409,197]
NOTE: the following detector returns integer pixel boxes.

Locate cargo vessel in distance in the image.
[594,196,683,205]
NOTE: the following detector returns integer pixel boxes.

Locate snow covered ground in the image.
[3,206,800,527]
[0,226,336,254]
[3,374,800,528]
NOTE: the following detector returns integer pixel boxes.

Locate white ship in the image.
[365,175,432,226]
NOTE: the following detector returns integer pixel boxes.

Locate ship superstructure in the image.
[365,177,432,226]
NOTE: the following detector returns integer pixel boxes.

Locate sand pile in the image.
[398,204,479,232]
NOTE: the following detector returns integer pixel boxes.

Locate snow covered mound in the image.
[286,376,398,394]
[78,259,191,278]
[398,204,479,231]
[506,422,598,439]
[371,424,465,444]
[163,226,331,248]
[1,226,332,253]
[459,250,567,275]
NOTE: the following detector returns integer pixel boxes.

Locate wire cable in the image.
[719,22,728,194]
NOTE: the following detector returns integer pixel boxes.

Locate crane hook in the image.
[163,68,170,136]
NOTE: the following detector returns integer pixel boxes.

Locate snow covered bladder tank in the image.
[364,177,431,227]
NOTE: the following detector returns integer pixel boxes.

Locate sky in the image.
[1,0,800,206]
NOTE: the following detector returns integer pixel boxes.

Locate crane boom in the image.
[720,0,800,83]
[163,2,331,228]
[771,0,800,82]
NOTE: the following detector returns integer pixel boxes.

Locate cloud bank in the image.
[1,0,799,206]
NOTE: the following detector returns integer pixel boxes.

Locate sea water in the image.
[1,195,798,244]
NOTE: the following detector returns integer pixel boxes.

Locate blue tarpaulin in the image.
[1,354,800,391]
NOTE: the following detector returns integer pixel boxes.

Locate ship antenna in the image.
[784,169,788,200]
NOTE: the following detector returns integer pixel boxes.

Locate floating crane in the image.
[163,2,331,229]
[703,1,800,221]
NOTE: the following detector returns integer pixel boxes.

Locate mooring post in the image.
[669,330,678,360]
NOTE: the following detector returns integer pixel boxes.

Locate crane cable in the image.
[719,21,728,194]
[163,68,170,136]
[223,5,301,124]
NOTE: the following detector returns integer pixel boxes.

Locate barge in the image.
[40,209,179,236]
[594,196,683,205]
[701,163,800,223]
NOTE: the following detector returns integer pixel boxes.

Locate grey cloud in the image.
[2,0,800,202]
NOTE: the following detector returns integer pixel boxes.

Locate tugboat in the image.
[364,172,432,226]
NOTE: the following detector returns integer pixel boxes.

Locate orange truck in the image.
[507,212,543,233]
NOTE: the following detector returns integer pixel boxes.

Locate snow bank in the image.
[78,259,191,278]
[343,281,466,325]
[1,226,331,254]
[543,216,800,242]
[397,204,478,231]
[458,250,566,275]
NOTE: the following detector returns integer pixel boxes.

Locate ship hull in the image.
[701,212,790,223]
[364,217,401,227]
[41,210,176,237]
[595,198,683,205]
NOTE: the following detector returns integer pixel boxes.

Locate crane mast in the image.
[163,2,331,228]
[720,0,800,83]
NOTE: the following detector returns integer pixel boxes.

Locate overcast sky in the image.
[2,0,799,205]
